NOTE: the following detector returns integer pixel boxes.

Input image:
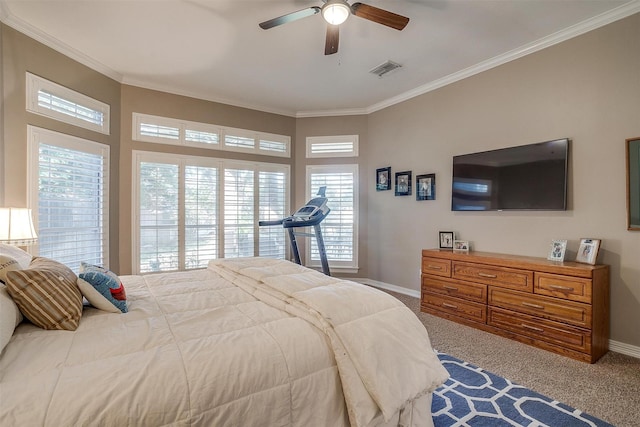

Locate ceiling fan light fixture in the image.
[322,1,350,25]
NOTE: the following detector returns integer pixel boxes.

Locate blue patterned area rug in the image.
[433,353,613,427]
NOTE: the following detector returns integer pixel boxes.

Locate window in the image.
[306,135,359,158]
[133,151,289,274]
[259,169,287,259]
[306,164,358,272]
[27,126,110,272]
[133,113,290,157]
[138,160,180,272]
[223,168,255,258]
[26,73,110,134]
[185,165,218,269]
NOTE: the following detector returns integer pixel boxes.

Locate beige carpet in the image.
[387,290,640,427]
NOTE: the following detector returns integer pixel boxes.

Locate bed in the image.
[0,246,448,427]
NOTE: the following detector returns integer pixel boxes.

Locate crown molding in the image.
[0,1,123,82]
[121,76,298,118]
[364,0,640,115]
[2,0,639,118]
[296,107,368,118]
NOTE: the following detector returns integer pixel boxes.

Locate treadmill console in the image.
[291,196,329,221]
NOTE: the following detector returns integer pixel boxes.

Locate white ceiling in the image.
[2,0,639,117]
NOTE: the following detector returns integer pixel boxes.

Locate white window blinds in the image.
[133,152,289,273]
[259,170,287,259]
[28,126,110,272]
[139,162,179,273]
[223,168,255,258]
[306,135,359,158]
[133,113,290,157]
[307,164,358,271]
[26,73,110,134]
[185,166,218,269]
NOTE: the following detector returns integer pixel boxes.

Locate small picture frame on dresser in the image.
[547,239,567,261]
[439,231,455,249]
[453,240,470,252]
[575,238,601,265]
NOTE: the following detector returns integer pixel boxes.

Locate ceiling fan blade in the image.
[259,6,321,29]
[350,3,410,30]
[325,24,339,55]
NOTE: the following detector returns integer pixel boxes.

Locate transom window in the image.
[26,73,110,135]
[133,113,290,157]
[306,135,359,158]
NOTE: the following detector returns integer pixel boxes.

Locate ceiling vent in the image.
[369,60,402,77]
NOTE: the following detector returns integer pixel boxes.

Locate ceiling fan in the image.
[259,0,410,55]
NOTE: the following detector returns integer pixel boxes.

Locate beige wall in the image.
[1,24,122,271]
[367,13,640,347]
[2,14,639,348]
[0,23,4,204]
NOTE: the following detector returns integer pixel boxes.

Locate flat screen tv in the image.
[452,138,569,211]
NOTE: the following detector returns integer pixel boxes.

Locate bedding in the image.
[0,257,447,426]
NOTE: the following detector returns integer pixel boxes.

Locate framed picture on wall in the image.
[395,171,412,196]
[575,238,601,264]
[376,167,391,191]
[416,173,435,201]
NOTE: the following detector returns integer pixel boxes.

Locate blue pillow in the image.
[78,264,128,313]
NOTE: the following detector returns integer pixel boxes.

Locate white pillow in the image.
[0,243,33,269]
[0,285,23,354]
[77,278,122,313]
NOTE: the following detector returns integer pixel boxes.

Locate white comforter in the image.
[208,258,448,427]
[0,258,447,427]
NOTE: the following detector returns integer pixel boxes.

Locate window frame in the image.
[133,113,290,157]
[26,72,110,135]
[305,164,359,273]
[27,125,110,269]
[132,150,290,274]
[306,135,359,158]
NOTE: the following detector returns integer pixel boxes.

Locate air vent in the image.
[369,60,402,77]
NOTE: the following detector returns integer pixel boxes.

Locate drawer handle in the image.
[442,302,458,310]
[522,302,545,310]
[478,272,497,278]
[428,265,443,270]
[522,324,544,333]
[443,285,458,291]
[548,284,573,291]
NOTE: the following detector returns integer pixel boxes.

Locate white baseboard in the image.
[354,277,640,360]
[353,277,421,299]
[609,340,640,359]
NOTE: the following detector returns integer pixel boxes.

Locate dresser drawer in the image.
[422,292,486,323]
[453,262,533,291]
[534,273,592,304]
[422,276,487,304]
[488,307,591,353]
[422,257,452,278]
[489,288,592,328]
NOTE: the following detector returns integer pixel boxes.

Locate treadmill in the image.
[258,187,331,276]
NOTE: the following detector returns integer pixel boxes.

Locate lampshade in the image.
[0,208,38,246]
[322,1,350,25]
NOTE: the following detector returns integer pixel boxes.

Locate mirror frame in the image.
[626,137,640,231]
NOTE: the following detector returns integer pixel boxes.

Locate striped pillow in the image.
[0,255,21,284]
[5,258,82,331]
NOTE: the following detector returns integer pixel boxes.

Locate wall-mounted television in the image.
[451,138,569,211]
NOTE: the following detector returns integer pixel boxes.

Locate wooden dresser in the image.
[421,249,610,363]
